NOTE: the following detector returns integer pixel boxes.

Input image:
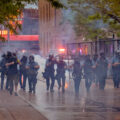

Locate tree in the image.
[47,0,64,8]
[0,0,63,40]
[67,0,120,40]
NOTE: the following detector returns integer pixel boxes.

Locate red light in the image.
[2,35,39,41]
[21,49,26,53]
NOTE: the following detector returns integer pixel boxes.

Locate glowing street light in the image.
[21,49,26,53]
[59,48,65,53]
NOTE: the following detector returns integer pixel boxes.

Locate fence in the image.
[66,38,120,57]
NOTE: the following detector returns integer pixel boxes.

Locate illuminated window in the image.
[0,30,8,35]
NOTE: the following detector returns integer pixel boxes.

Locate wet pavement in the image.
[0,90,47,120]
[18,78,120,120]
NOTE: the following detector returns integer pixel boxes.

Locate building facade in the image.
[0,6,40,54]
[22,8,39,35]
[39,0,63,56]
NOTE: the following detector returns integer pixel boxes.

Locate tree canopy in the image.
[67,0,120,41]
[1,0,120,41]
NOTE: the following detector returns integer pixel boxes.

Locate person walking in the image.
[26,55,39,94]
[0,54,7,90]
[92,54,99,87]
[5,52,19,96]
[56,56,66,93]
[111,52,120,88]
[97,53,108,90]
[72,59,82,96]
[43,55,56,92]
[83,55,93,92]
[19,56,28,90]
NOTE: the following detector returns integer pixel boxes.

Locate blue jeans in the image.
[28,74,37,93]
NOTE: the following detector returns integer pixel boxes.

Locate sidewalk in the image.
[106,78,114,88]
[0,90,47,120]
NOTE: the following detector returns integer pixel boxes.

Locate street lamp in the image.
[59,48,65,53]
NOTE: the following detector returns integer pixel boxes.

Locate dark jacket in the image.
[7,57,18,75]
[73,61,82,78]
[97,58,108,77]
[56,60,66,75]
[27,61,39,76]
[20,59,27,73]
[45,59,55,73]
[84,59,93,75]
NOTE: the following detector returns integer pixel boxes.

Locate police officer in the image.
[19,56,28,90]
[44,55,55,92]
[83,55,93,92]
[5,52,19,96]
[26,55,39,93]
[5,52,10,90]
[111,52,120,88]
[92,54,99,87]
[97,53,108,90]
[72,59,82,96]
[0,54,7,90]
[56,56,66,93]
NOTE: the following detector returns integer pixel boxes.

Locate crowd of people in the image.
[43,52,120,96]
[0,51,39,96]
[0,51,120,96]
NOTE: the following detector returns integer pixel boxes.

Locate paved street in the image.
[1,76,120,120]
[18,78,120,120]
[1,0,120,120]
[0,90,47,120]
